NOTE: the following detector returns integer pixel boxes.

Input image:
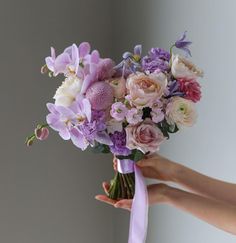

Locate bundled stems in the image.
[108,172,135,200]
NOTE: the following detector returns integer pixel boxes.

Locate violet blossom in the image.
[114,45,142,75]
[141,48,170,73]
[109,130,131,156]
[110,102,128,121]
[175,31,192,57]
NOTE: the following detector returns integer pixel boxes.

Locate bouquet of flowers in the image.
[26,32,203,242]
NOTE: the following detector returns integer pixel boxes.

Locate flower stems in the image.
[108,172,135,200]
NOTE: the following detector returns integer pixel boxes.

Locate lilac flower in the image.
[141,48,170,73]
[45,42,90,76]
[110,102,128,121]
[109,130,131,156]
[46,97,91,140]
[46,103,75,140]
[126,108,143,125]
[151,108,165,123]
[175,31,192,56]
[114,45,142,75]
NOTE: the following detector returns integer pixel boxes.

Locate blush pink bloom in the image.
[126,72,167,108]
[178,78,201,103]
[125,119,165,153]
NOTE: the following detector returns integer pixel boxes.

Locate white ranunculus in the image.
[54,76,83,107]
[171,54,203,79]
[166,97,197,127]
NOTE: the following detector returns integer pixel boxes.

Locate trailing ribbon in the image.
[117,159,149,243]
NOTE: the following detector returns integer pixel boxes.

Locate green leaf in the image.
[133,150,145,162]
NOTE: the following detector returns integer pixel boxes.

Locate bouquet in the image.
[26,32,203,242]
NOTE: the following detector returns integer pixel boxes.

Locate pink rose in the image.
[125,119,165,153]
[178,78,201,103]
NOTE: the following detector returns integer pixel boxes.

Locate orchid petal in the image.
[82,98,92,122]
[95,131,113,145]
[90,50,100,63]
[79,42,91,57]
[70,127,88,150]
[59,128,71,140]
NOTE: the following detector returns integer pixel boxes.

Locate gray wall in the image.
[1,0,236,242]
[112,0,236,243]
[0,0,114,243]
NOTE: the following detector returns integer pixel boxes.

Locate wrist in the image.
[171,162,186,183]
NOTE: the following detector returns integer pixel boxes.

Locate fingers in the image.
[95,195,117,206]
[102,182,110,195]
[114,199,132,211]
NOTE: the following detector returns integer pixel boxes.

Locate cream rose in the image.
[126,72,167,108]
[166,97,197,127]
[125,119,165,153]
[54,76,83,107]
[171,54,203,79]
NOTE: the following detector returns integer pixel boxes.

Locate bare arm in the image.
[173,164,236,205]
[137,154,236,205]
[165,186,236,235]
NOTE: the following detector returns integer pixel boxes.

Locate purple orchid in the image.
[114,45,142,75]
[175,31,192,56]
[46,96,91,139]
[45,42,91,76]
[142,48,170,73]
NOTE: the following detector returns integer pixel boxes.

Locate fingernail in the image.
[114,203,120,208]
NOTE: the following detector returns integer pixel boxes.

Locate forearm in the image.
[174,164,236,204]
[165,187,236,235]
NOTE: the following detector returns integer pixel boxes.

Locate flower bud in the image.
[35,127,49,141]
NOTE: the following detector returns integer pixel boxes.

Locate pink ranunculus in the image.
[125,119,165,154]
[178,78,202,103]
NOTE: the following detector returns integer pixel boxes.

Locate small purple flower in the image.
[142,48,170,73]
[110,102,128,121]
[175,31,192,57]
[126,108,143,125]
[109,130,131,156]
[114,45,142,75]
[151,108,165,123]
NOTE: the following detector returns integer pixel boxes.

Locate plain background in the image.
[1,0,236,242]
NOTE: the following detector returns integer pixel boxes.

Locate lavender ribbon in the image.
[117,159,149,243]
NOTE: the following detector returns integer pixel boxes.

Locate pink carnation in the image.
[178,78,201,103]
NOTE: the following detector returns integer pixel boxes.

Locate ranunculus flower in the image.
[126,72,167,108]
[178,78,201,103]
[166,97,197,127]
[125,119,165,153]
[171,55,203,79]
[54,76,83,107]
[107,77,126,99]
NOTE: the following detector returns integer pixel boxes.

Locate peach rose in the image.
[125,119,165,153]
[126,72,167,108]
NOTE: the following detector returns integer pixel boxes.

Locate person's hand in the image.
[137,153,182,182]
[95,181,170,211]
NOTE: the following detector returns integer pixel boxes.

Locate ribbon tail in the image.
[128,164,149,243]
